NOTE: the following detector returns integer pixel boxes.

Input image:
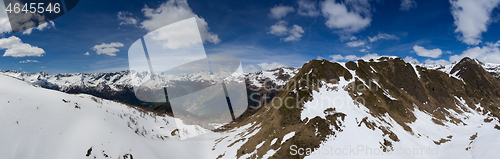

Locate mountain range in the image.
[1,57,500,159]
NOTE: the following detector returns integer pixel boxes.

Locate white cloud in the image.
[268,21,305,42]
[92,42,124,56]
[449,40,500,63]
[283,25,305,42]
[321,0,372,33]
[413,45,442,58]
[269,5,295,19]
[406,41,500,65]
[404,56,419,63]
[257,62,287,70]
[344,55,359,61]
[268,20,289,36]
[329,53,380,61]
[368,33,399,42]
[360,48,368,52]
[450,0,500,45]
[339,34,358,41]
[243,64,259,73]
[118,11,138,26]
[84,52,90,56]
[22,21,55,35]
[400,0,417,11]
[424,59,450,66]
[330,54,344,61]
[19,60,39,63]
[0,36,45,57]
[346,40,365,47]
[297,0,320,17]
[145,17,206,50]
[140,0,220,45]
[358,53,380,60]
[22,29,33,35]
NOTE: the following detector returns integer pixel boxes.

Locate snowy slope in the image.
[302,79,500,159]
[0,74,235,159]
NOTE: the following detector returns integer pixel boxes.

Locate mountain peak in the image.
[450,57,485,78]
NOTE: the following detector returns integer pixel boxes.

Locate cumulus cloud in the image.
[404,56,419,63]
[297,0,320,17]
[413,45,442,58]
[405,41,500,65]
[145,17,207,49]
[329,53,380,61]
[269,5,295,19]
[321,0,372,33]
[368,33,399,42]
[450,0,500,45]
[0,36,45,57]
[22,21,55,35]
[84,52,90,55]
[268,20,289,36]
[346,40,365,47]
[400,0,417,11]
[339,34,358,41]
[424,59,450,66]
[449,40,500,63]
[118,11,138,26]
[330,54,344,61]
[140,0,220,45]
[19,60,39,63]
[357,53,380,60]
[268,21,305,42]
[257,62,287,70]
[92,42,124,56]
[283,25,305,42]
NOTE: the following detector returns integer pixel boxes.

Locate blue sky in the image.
[1,0,500,74]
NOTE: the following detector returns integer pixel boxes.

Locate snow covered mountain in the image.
[2,58,498,97]
[0,73,213,158]
[0,68,296,159]
[0,67,299,111]
[0,67,299,92]
[212,57,500,159]
[2,57,500,159]
[412,58,500,79]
